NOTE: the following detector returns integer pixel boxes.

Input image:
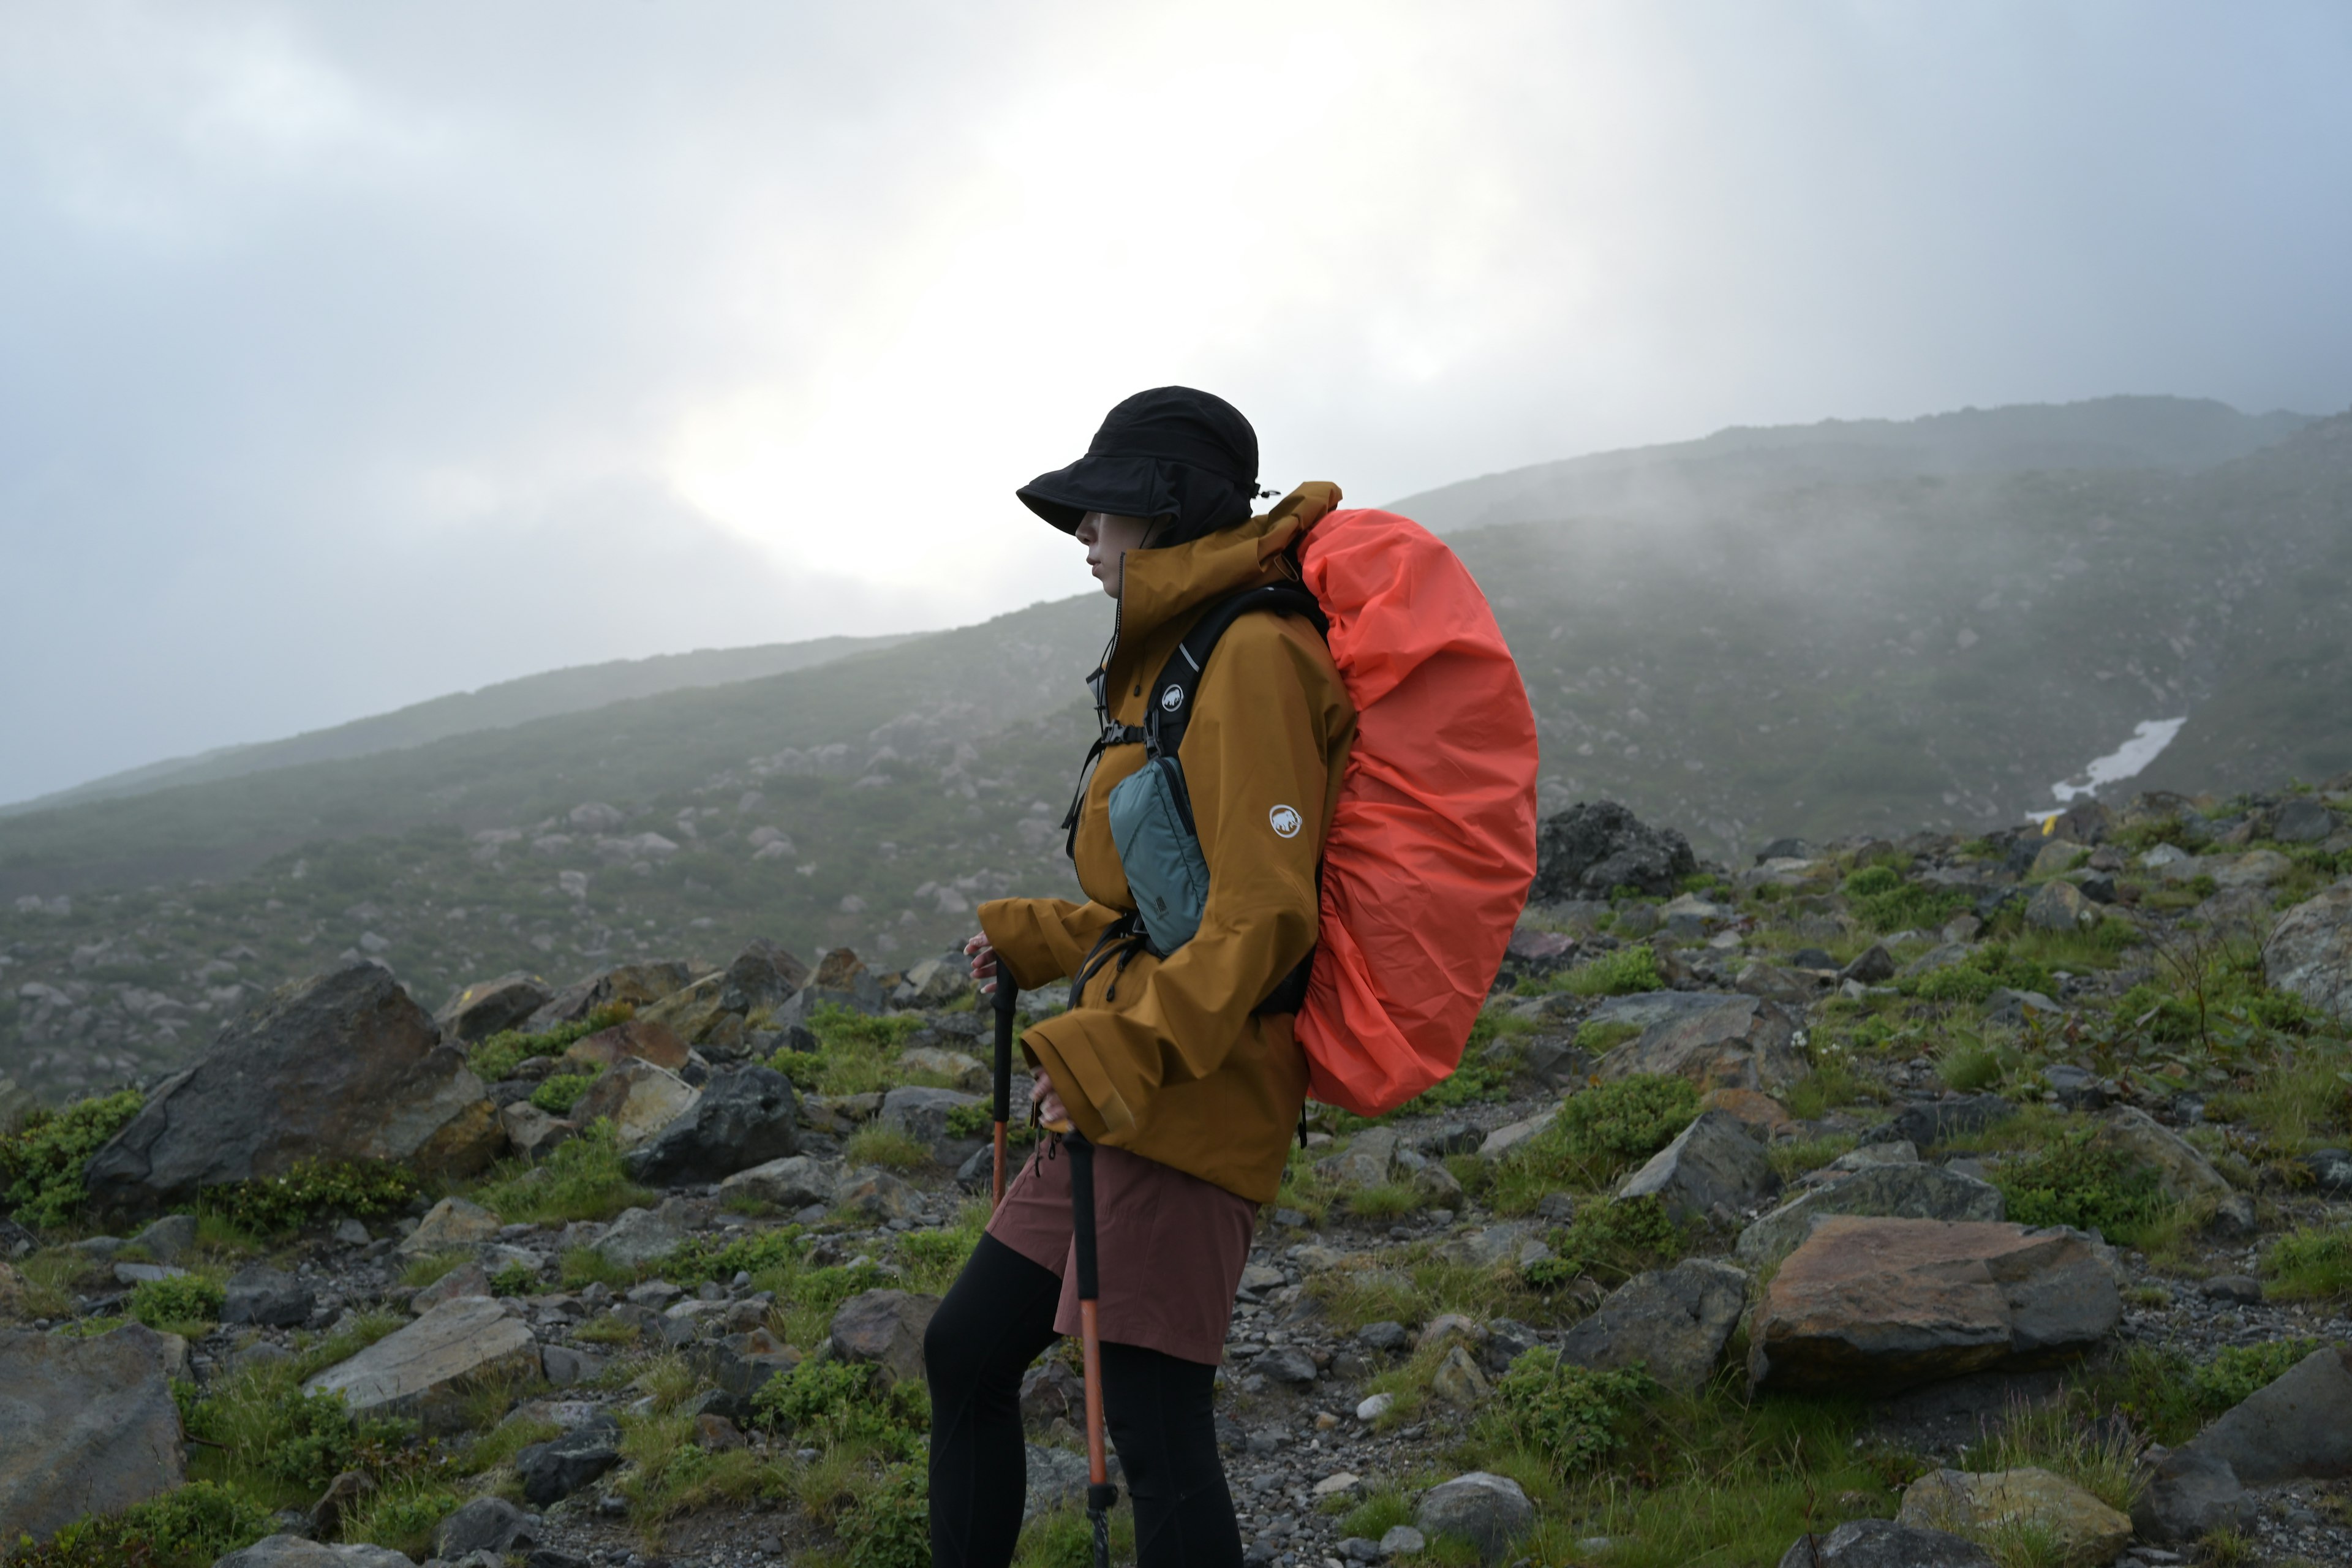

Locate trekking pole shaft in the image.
[991,960,1017,1208]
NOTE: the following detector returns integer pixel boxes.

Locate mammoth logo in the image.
[1160,685,1185,712]
[1268,804,1303,839]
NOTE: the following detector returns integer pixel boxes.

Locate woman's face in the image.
[1074,511,1155,599]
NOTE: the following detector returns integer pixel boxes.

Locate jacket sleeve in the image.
[976,897,1125,993]
[1022,615,1349,1142]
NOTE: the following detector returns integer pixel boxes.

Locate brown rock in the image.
[1748,1216,2119,1395]
[564,1019,690,1072]
[435,971,553,1044]
[1898,1467,2131,1568]
[569,1059,700,1148]
[525,959,695,1032]
[1698,1087,1795,1139]
[694,1412,747,1451]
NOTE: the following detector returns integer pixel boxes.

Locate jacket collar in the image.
[1115,481,1341,654]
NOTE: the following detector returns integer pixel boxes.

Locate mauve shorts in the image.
[983,1136,1258,1366]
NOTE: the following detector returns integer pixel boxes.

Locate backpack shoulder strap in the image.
[1143,583,1327,760]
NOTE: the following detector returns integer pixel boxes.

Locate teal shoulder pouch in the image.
[1107,755,1211,956]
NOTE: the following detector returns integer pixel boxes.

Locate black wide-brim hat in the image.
[1017,386,1261,548]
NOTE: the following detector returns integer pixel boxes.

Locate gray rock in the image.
[623,1064,799,1185]
[129,1213,197,1264]
[1596,995,1806,1094]
[83,963,501,1212]
[1615,1109,1779,1221]
[592,1202,689,1270]
[302,1297,540,1434]
[1476,1108,1558,1162]
[222,1265,315,1327]
[2131,1447,2249,1544]
[213,1536,419,1567]
[2185,1344,2352,1483]
[1774,1518,1994,1567]
[2273,799,2342,844]
[1558,1259,1749,1392]
[1983,987,2064,1027]
[720,938,810,1014]
[541,1344,605,1388]
[1328,1126,1400,1188]
[524,959,694,1033]
[435,971,554,1044]
[1257,1347,1317,1385]
[876,1085,981,1147]
[1415,1471,1534,1563]
[2024,880,2100,934]
[1736,1164,2005,1269]
[832,1166,926,1224]
[2265,878,2352,1021]
[432,1495,540,1559]
[717,1153,839,1210]
[1838,945,1896,986]
[1379,1526,1427,1558]
[829,1289,941,1386]
[1869,1095,2014,1150]
[1435,1221,1540,1269]
[1024,1442,1091,1521]
[0,1323,186,1544]
[1530,801,1697,900]
[398,1195,500,1257]
[514,1416,623,1505]
[499,1101,575,1162]
[1357,1321,1408,1353]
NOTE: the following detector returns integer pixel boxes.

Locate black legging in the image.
[924,1234,1242,1568]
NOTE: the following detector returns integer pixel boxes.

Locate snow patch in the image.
[2049,717,2187,806]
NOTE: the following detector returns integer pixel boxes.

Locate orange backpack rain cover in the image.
[1294,508,1540,1116]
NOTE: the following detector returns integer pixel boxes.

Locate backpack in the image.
[1097,507,1540,1117]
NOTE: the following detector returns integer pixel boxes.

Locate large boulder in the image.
[434,971,552,1044]
[2266,879,2352,1021]
[624,1065,799,1185]
[722,938,810,1014]
[1776,1518,1994,1568]
[0,1323,186,1544]
[1897,1467,2130,1568]
[829,1289,941,1386]
[2131,1447,2250,1544]
[2182,1344,2352,1483]
[1747,1218,2119,1395]
[82,963,500,1212]
[1557,1258,1748,1392]
[1530,801,1697,901]
[2090,1104,2249,1230]
[1736,1164,2005,1270]
[1414,1471,1534,1564]
[302,1296,540,1434]
[524,960,694,1033]
[1615,1110,1779,1222]
[569,1059,700,1148]
[591,1202,690,1270]
[793,947,887,1016]
[1595,996,1806,1095]
[431,1495,541,1558]
[398,1195,501,1257]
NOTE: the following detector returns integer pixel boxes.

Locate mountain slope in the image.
[4,631,916,817]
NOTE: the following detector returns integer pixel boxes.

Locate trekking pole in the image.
[1065,1129,1116,1568]
[990,959,1019,1209]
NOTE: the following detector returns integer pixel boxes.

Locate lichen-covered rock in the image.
[83,963,499,1212]
[623,1064,799,1185]
[435,971,552,1044]
[1596,995,1806,1094]
[1736,1164,2005,1269]
[1530,801,1697,900]
[2266,878,2352,1021]
[1414,1471,1533,1564]
[568,1059,699,1148]
[0,1323,186,1544]
[1897,1466,2130,1568]
[1615,1109,1779,1221]
[1558,1258,1748,1391]
[1748,1217,2119,1395]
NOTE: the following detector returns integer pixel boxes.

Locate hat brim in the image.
[1016,451,1174,533]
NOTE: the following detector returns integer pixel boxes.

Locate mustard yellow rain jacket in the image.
[978,483,1357,1204]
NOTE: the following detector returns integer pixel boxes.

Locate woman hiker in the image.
[922,386,1357,1568]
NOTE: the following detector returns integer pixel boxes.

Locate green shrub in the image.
[752,1357,927,1458]
[667,1225,807,1288]
[1994,1129,2169,1246]
[529,1072,595,1115]
[767,1049,824,1091]
[2263,1223,2352,1299]
[469,1001,635,1084]
[0,1088,144,1227]
[475,1119,655,1225]
[1555,1075,1699,1163]
[845,1462,932,1568]
[2193,1339,2320,1406]
[1905,942,2057,1007]
[1559,944,1664,997]
[1525,1195,1684,1287]
[130,1273,227,1331]
[4,1481,273,1568]
[946,1101,1035,1144]
[341,1484,461,1559]
[488,1261,542,1296]
[845,1126,933,1170]
[1492,1346,1653,1476]
[1843,867,1972,934]
[198,1158,418,1237]
[808,1003,930,1054]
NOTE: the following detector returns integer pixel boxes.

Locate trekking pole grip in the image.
[990,959,1018,1208]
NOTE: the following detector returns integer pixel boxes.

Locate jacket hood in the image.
[1115,481,1343,655]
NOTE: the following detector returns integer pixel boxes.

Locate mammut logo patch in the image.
[1268,804,1303,839]
[1160,685,1185,712]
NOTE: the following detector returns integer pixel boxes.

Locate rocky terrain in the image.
[4,780,2351,1567]
[6,397,2348,1109]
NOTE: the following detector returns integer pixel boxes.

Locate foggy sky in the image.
[6,1,2349,805]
